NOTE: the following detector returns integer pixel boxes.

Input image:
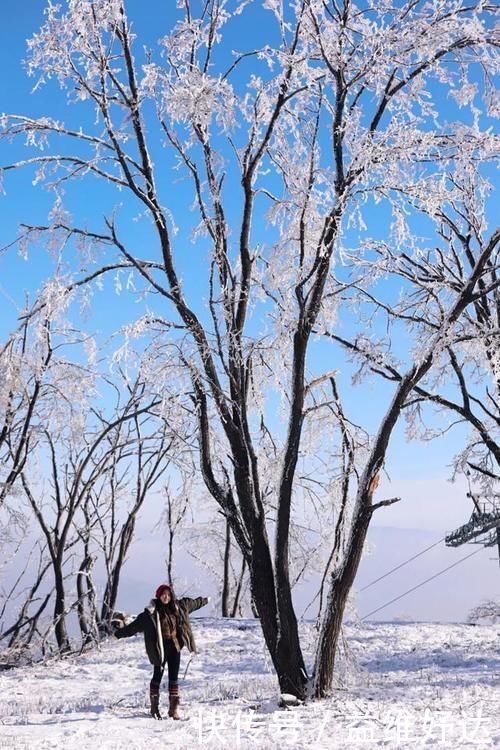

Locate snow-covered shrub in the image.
[467,600,500,625]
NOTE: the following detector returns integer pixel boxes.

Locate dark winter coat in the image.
[115,596,208,667]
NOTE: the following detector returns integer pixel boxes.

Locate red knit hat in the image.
[155,583,172,599]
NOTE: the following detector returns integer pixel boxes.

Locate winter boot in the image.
[150,686,162,720]
[168,685,181,720]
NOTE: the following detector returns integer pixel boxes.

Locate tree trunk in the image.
[230,556,246,618]
[221,518,231,617]
[76,555,92,644]
[53,566,70,653]
[274,595,307,698]
[249,531,307,699]
[312,368,425,697]
[77,554,98,645]
[101,517,135,623]
[167,523,174,584]
[197,364,307,695]
[313,503,372,697]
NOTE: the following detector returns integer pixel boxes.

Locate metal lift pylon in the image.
[445,493,500,565]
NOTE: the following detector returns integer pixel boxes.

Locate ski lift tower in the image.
[445,493,500,566]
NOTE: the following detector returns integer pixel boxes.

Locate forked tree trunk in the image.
[248,532,307,699]
[101,516,135,624]
[272,617,307,698]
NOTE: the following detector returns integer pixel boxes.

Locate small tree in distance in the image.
[1,0,498,697]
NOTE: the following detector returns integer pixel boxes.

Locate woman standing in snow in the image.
[114,583,209,720]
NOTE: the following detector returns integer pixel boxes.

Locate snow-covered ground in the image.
[0,619,498,749]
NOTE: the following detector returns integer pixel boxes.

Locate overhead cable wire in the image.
[359,536,445,592]
[360,546,483,621]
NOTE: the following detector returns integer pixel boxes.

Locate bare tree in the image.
[97,405,178,626]
[18,364,161,651]
[314,176,499,695]
[162,478,191,585]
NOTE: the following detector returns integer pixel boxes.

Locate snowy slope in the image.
[0,619,498,749]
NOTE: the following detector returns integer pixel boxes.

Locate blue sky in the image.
[1,1,498,621]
